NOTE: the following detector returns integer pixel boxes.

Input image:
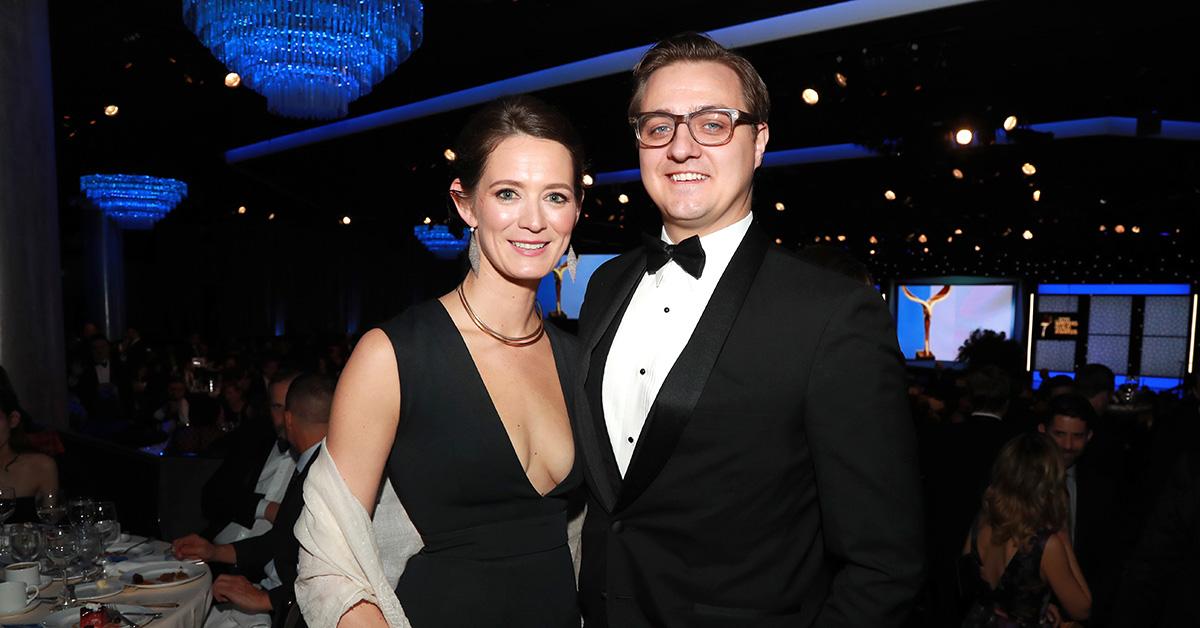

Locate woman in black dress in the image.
[322,95,585,627]
[959,433,1091,627]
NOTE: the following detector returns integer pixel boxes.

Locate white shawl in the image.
[294,442,584,627]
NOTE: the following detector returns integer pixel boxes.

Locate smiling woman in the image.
[296,95,588,628]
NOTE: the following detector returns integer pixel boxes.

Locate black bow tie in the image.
[643,234,706,279]
[277,438,290,454]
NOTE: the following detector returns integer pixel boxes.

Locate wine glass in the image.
[45,528,78,610]
[73,525,103,580]
[0,487,16,524]
[36,489,67,526]
[68,498,96,528]
[93,501,120,550]
[11,523,43,562]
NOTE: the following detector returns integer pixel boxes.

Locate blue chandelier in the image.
[183,0,423,120]
[413,224,469,260]
[80,174,188,229]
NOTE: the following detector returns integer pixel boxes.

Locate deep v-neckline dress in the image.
[379,301,582,627]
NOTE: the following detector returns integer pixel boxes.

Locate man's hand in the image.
[171,533,235,564]
[264,501,281,524]
[212,575,272,613]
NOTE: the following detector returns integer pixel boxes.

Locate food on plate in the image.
[130,568,190,585]
[78,604,122,628]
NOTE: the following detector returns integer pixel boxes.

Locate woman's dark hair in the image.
[0,386,33,453]
[452,95,587,197]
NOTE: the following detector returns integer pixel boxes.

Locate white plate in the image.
[118,560,205,589]
[41,604,157,627]
[74,577,124,600]
[0,596,39,618]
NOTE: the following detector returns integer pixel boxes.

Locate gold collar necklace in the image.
[457,283,545,347]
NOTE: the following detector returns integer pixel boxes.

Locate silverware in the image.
[124,601,178,608]
[116,538,151,554]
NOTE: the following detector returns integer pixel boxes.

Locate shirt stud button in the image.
[663,307,670,313]
[627,437,634,443]
[639,368,646,375]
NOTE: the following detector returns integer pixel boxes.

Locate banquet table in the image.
[0,536,213,628]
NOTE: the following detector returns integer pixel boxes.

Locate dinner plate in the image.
[41,604,156,627]
[74,577,124,600]
[118,560,205,589]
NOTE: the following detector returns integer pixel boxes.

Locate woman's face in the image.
[453,135,580,284]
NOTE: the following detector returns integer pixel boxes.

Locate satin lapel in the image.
[574,251,646,513]
[614,225,770,512]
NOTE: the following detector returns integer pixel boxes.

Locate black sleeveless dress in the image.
[958,525,1054,627]
[379,301,582,627]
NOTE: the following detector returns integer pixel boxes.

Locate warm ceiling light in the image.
[582,174,594,187]
[883,189,897,201]
[104,105,119,117]
[423,216,432,225]
[869,249,876,255]
[813,236,821,243]
[922,247,930,253]
[974,245,982,251]
[951,168,964,179]
[834,72,848,87]
[617,194,629,204]
[775,238,783,244]
[236,205,247,215]
[836,234,846,242]
[1003,115,1018,131]
[954,128,974,145]
[268,212,276,220]
[868,235,878,244]
[917,234,928,244]
[1132,225,1141,234]
[1032,189,1042,202]
[443,148,456,162]
[224,72,241,88]
[773,201,785,212]
[947,236,954,243]
[1022,230,1034,240]
[1099,225,1106,232]
[802,88,819,105]
[1115,224,1126,234]
[341,216,352,225]
[1021,162,1037,175]
[954,228,963,235]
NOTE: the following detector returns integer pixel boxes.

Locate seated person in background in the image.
[960,433,1091,627]
[0,385,59,522]
[173,373,332,628]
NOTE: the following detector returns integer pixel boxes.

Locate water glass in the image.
[94,501,120,549]
[44,528,78,610]
[36,490,67,526]
[68,498,97,528]
[10,524,42,562]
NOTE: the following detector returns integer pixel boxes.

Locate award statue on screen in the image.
[549,253,579,318]
[901,285,952,359]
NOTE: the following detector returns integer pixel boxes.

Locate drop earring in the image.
[566,245,579,281]
[468,227,480,274]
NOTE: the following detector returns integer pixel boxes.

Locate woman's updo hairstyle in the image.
[452,95,587,198]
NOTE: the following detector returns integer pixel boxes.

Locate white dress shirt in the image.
[603,212,753,476]
[213,442,296,545]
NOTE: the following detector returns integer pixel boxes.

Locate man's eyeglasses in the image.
[629,107,761,148]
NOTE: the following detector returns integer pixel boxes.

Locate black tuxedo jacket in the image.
[232,446,316,628]
[575,223,924,628]
[202,420,280,538]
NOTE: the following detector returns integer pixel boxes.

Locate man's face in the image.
[637,61,768,238]
[1039,414,1093,468]
[268,380,289,438]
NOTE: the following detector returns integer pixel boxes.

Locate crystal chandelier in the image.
[413,224,469,260]
[80,174,188,229]
[183,0,424,120]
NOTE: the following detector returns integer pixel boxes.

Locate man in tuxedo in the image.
[201,371,299,541]
[575,33,924,628]
[173,373,332,628]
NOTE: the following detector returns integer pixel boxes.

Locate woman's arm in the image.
[325,329,401,628]
[1042,530,1092,621]
[326,328,401,516]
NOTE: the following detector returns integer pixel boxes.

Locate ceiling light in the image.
[917,234,928,244]
[868,235,878,244]
[1003,115,1018,131]
[774,201,785,211]
[268,212,275,220]
[802,88,819,105]
[443,148,456,162]
[1099,225,1106,232]
[224,72,241,88]
[1022,230,1034,240]
[954,228,963,235]
[1032,189,1041,202]
[1132,225,1141,234]
[1115,224,1126,234]
[951,168,964,179]
[974,245,982,251]
[104,105,119,117]
[1021,162,1037,175]
[582,174,594,187]
[836,234,846,242]
[341,216,352,225]
[423,216,432,224]
[617,194,629,204]
[954,129,974,145]
[237,205,247,215]
[834,72,848,88]
[883,189,896,201]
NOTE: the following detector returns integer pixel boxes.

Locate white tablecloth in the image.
[2,537,213,628]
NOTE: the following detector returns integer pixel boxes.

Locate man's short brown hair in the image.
[629,32,771,123]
